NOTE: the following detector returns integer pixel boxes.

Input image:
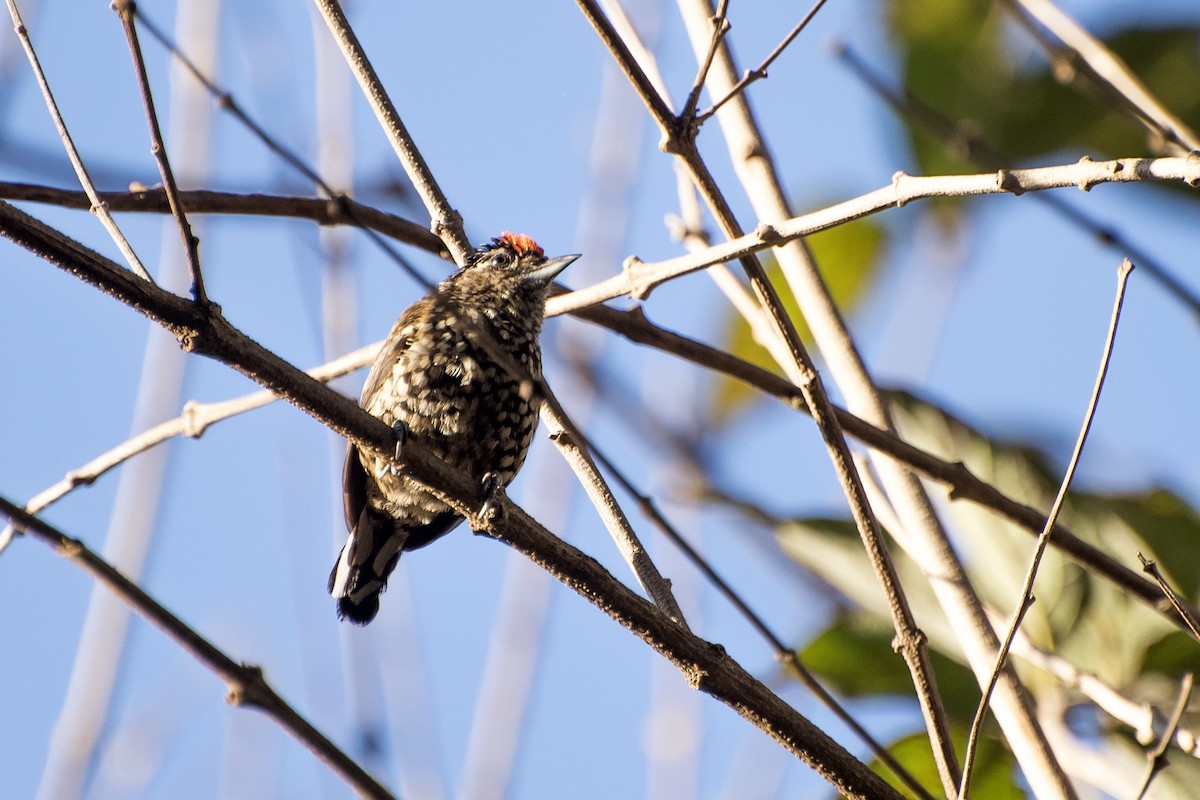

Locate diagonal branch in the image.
[0,197,902,800]
[0,497,397,800]
[310,0,470,262]
[0,182,444,254]
[695,0,830,125]
[576,2,962,793]
[999,0,1200,153]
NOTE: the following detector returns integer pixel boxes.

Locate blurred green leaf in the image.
[865,731,1022,800]
[802,611,981,723]
[772,391,1200,695]
[1097,488,1200,595]
[999,28,1200,162]
[708,216,886,422]
[887,0,1200,214]
[887,391,1191,685]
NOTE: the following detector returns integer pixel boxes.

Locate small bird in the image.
[330,232,579,624]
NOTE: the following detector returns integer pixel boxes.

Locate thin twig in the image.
[1139,555,1200,642]
[113,1,206,304]
[959,260,1135,798]
[832,41,1200,320]
[0,497,397,800]
[1133,673,1194,800]
[678,0,729,124]
[0,198,903,800]
[994,608,1200,761]
[695,0,830,125]
[4,0,153,282]
[132,6,434,287]
[309,0,470,263]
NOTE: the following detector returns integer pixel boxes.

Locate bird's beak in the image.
[524,253,580,286]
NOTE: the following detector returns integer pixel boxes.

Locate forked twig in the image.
[1139,555,1200,642]
[132,6,435,286]
[679,0,729,123]
[695,0,830,125]
[959,260,1135,798]
[1133,673,1194,800]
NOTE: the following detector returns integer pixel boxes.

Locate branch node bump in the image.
[56,537,84,558]
[1187,151,1200,187]
[624,255,652,301]
[65,469,96,489]
[996,169,1024,196]
[755,222,783,246]
[891,171,908,206]
[181,400,205,438]
[226,664,266,708]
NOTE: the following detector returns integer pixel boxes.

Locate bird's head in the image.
[463,232,580,290]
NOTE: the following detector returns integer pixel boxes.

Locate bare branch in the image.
[112,1,206,303]
[1139,555,1200,642]
[833,41,1200,320]
[548,155,1200,318]
[0,497,397,800]
[131,5,434,286]
[1000,0,1200,153]
[678,0,728,123]
[0,181,445,254]
[309,0,470,262]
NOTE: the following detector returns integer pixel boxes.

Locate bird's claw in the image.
[478,472,503,521]
[385,420,409,476]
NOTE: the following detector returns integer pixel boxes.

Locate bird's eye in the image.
[489,251,513,269]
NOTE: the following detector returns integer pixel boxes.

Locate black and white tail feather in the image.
[329,447,463,624]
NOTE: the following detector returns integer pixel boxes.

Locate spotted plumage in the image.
[330,233,579,624]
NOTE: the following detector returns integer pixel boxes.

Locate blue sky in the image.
[1,1,1198,798]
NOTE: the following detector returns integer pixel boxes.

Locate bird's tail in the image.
[328,506,408,625]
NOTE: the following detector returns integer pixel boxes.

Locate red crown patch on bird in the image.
[497,232,544,258]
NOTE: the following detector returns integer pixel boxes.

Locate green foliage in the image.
[872,732,1022,800]
[887,1,1200,215]
[774,391,1200,789]
[802,611,980,721]
[709,216,886,422]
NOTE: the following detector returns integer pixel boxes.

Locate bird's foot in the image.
[384,420,408,476]
[478,472,504,522]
